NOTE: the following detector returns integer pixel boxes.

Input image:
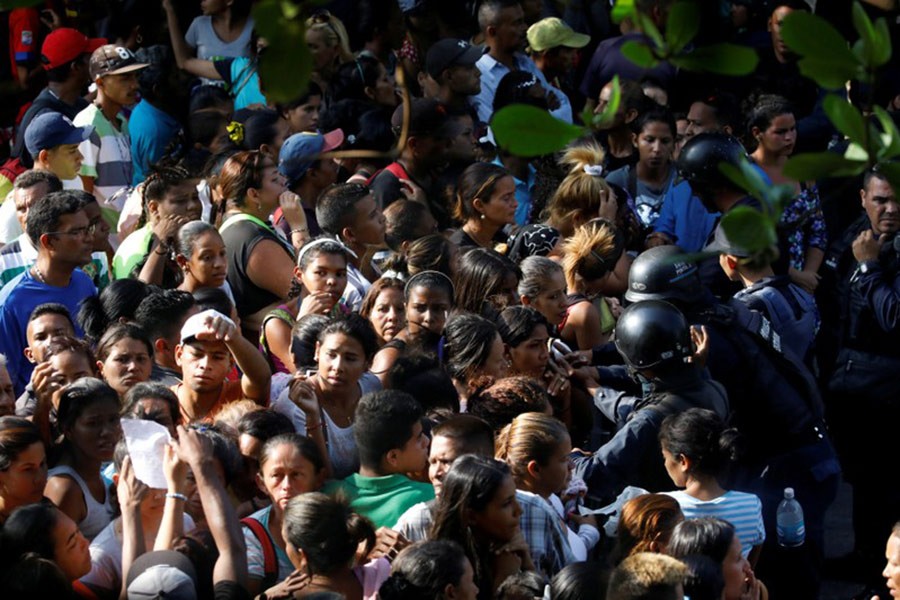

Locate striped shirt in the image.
[0,233,110,291]
[664,489,766,557]
[74,104,133,211]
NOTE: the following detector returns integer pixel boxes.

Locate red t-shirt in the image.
[8,8,41,77]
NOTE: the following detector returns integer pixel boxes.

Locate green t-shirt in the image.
[323,473,435,529]
[112,223,153,280]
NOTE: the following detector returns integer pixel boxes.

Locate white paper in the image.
[577,486,650,537]
[121,418,172,490]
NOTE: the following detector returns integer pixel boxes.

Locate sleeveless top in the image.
[221,215,294,320]
[47,465,113,540]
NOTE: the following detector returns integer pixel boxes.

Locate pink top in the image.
[355,557,392,599]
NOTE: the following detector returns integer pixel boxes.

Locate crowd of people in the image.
[0,0,899,598]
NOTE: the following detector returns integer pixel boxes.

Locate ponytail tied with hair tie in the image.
[226,121,245,145]
[583,164,605,177]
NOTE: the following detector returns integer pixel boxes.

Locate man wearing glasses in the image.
[0,190,97,396]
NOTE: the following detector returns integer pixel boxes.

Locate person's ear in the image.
[676,452,691,474]
[526,459,540,479]
[24,347,35,364]
[632,132,639,148]
[363,85,377,102]
[385,448,399,468]
[293,265,304,284]
[148,198,161,219]
[472,196,485,216]
[38,232,54,251]
[726,256,738,270]
[175,344,184,366]
[96,360,105,377]
[175,253,189,270]
[722,124,733,136]
[258,143,274,158]
[37,149,51,165]
[751,126,761,141]
[520,295,531,306]
[860,187,867,208]
[155,337,170,357]
[624,108,639,124]
[314,340,321,363]
[444,582,459,600]
[246,186,260,203]
[255,471,268,496]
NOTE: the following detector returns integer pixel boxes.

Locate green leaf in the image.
[665,1,700,54]
[621,40,659,68]
[611,0,636,24]
[636,12,665,50]
[874,17,893,65]
[491,105,586,157]
[252,0,312,103]
[851,1,891,67]
[592,75,622,129]
[780,11,859,89]
[720,205,778,253]
[875,161,900,195]
[872,106,900,158]
[669,44,758,75]
[823,94,868,146]
[845,142,870,162]
[783,152,868,180]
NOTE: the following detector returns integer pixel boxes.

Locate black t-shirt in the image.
[215,581,252,600]
[12,87,89,163]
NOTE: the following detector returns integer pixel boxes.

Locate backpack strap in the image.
[241,516,278,589]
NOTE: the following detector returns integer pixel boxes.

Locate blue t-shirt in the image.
[0,269,96,395]
[129,100,182,186]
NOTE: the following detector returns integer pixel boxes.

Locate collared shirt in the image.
[516,489,578,578]
[74,103,133,210]
[492,157,537,226]
[0,233,109,291]
[472,51,572,125]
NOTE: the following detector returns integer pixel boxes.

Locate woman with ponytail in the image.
[441,313,509,412]
[449,163,517,251]
[379,540,478,600]
[659,408,764,562]
[544,144,618,239]
[559,219,631,350]
[280,492,388,599]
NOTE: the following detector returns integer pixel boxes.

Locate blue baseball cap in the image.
[278,129,344,188]
[25,112,93,159]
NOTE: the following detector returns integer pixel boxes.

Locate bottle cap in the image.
[784,487,795,499]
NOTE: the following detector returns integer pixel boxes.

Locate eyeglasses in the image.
[47,223,97,238]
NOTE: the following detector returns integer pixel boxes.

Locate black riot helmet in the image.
[615,300,694,372]
[625,245,703,306]
[677,132,748,192]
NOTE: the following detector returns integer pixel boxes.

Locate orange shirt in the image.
[173,380,245,425]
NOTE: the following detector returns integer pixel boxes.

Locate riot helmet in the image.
[615,299,694,372]
[625,245,703,305]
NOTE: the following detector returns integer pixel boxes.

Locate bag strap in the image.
[241,516,278,588]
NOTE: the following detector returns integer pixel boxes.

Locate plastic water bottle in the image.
[776,487,805,547]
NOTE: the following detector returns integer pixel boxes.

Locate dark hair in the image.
[28,302,74,330]
[0,552,75,599]
[56,378,120,430]
[296,237,351,270]
[681,554,725,600]
[432,414,495,457]
[493,70,547,113]
[330,56,384,103]
[690,91,740,133]
[497,306,550,348]
[258,432,326,474]
[443,313,500,382]
[189,85,233,114]
[192,287,234,317]
[283,492,376,575]
[95,322,154,363]
[141,164,195,218]
[45,54,85,84]
[318,314,379,361]
[495,412,569,484]
[378,540,469,600]
[2,503,61,563]
[218,150,277,208]
[388,353,459,415]
[744,94,794,150]
[42,336,97,371]
[359,277,405,320]
[353,390,424,469]
[134,289,197,343]
[658,408,742,480]
[175,220,221,260]
[189,109,230,150]
[668,517,736,565]
[290,314,331,369]
[613,494,684,565]
[184,423,242,485]
[277,82,323,114]
[454,162,511,223]
[517,255,564,302]
[0,417,43,471]
[242,109,284,151]
[122,382,180,428]
[14,169,63,192]
[237,410,295,445]
[430,455,512,584]
[404,269,455,301]
[630,107,677,138]
[315,182,371,236]
[551,562,610,600]
[77,279,151,344]
[496,571,546,600]
[25,190,82,242]
[383,200,434,252]
[454,249,520,317]
[136,45,174,101]
[405,234,455,277]
[467,376,551,432]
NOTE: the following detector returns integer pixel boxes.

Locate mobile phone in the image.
[549,338,573,362]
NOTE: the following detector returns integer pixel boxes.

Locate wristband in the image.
[306,421,323,433]
[166,492,189,502]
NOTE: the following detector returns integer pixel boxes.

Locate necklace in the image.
[31,264,46,283]
[320,398,354,427]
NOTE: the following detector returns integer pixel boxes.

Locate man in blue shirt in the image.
[472,0,571,125]
[0,190,96,395]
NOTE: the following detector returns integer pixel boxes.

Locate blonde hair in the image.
[561,219,620,289]
[495,412,569,485]
[608,553,688,600]
[544,144,614,236]
[306,13,354,65]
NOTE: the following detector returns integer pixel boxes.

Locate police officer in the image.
[573,300,729,503]
[677,132,789,300]
[626,245,839,599]
[818,169,900,590]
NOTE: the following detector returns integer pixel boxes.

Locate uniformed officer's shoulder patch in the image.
[21,30,33,46]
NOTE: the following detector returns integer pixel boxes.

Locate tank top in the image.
[47,465,113,540]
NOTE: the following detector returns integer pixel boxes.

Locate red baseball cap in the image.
[41,28,107,70]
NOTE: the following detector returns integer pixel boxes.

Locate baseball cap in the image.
[425,38,485,79]
[25,112,93,159]
[41,28,106,70]
[126,550,198,600]
[180,309,234,345]
[278,129,345,188]
[390,98,453,137]
[89,44,148,80]
[527,17,590,52]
